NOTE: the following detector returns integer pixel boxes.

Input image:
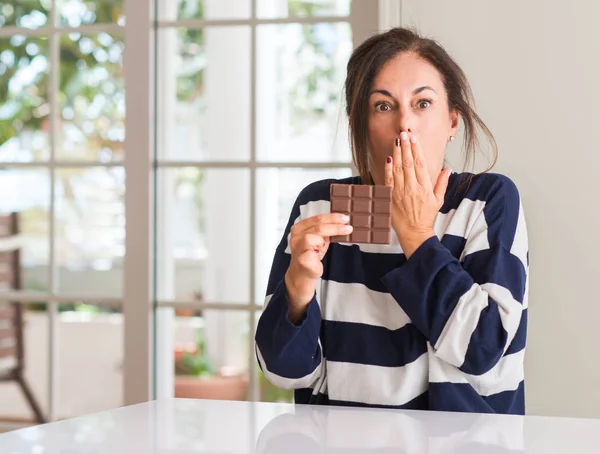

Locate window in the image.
[0,0,125,424]
[0,0,393,425]
[151,0,381,403]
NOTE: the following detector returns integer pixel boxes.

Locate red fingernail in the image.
[395,138,400,147]
[386,156,392,163]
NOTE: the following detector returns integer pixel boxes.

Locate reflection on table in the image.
[0,399,599,453]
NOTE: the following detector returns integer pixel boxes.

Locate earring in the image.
[448,136,455,142]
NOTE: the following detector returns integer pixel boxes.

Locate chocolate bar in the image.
[329,183,392,244]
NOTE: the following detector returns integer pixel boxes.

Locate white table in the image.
[1,399,599,453]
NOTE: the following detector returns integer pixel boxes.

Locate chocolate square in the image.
[329,183,392,245]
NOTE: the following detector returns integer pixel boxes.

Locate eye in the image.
[417,99,432,109]
[374,102,392,112]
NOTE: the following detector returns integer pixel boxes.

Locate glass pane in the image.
[156,168,250,303]
[57,0,125,27]
[0,1,50,28]
[158,0,251,21]
[0,168,50,291]
[57,34,125,161]
[55,167,125,297]
[171,309,250,400]
[0,36,50,162]
[156,27,251,161]
[256,23,353,163]
[57,304,123,418]
[257,0,351,19]
[255,167,352,303]
[0,304,49,424]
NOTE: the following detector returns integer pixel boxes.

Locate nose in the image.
[396,107,413,134]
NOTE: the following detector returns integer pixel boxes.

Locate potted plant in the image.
[258,369,294,403]
[174,327,249,401]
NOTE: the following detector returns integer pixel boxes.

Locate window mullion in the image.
[47,0,60,423]
[248,0,259,404]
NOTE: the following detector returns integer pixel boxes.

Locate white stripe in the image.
[326,353,428,406]
[436,199,486,239]
[263,293,273,308]
[429,345,525,397]
[263,277,323,306]
[433,283,489,367]
[434,282,523,367]
[285,198,487,256]
[322,280,411,331]
[522,274,529,310]
[481,283,523,352]
[511,200,529,271]
[255,343,323,390]
[460,207,490,260]
[284,200,331,254]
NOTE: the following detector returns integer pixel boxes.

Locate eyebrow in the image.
[370,86,437,97]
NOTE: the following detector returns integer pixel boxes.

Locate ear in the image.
[449,109,459,136]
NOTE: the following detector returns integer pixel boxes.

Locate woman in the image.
[255,27,529,415]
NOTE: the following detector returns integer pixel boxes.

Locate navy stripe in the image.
[256,291,323,379]
[324,244,404,293]
[483,380,525,415]
[440,234,467,260]
[320,320,427,367]
[463,247,527,303]
[324,235,466,295]
[327,391,428,410]
[461,302,527,374]
[294,388,428,410]
[505,308,528,355]
[479,175,520,248]
[461,301,509,375]
[429,381,524,414]
[443,172,505,211]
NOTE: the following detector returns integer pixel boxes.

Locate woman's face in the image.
[367,52,459,186]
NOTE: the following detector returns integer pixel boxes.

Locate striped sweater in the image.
[255,171,529,414]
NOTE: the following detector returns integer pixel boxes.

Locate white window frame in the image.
[0,0,401,420]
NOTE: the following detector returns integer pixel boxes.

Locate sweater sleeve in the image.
[254,188,325,391]
[381,175,529,377]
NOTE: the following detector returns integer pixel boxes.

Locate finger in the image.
[433,168,453,203]
[295,212,350,233]
[384,155,394,187]
[393,137,405,188]
[304,223,353,239]
[291,232,325,255]
[399,131,417,188]
[296,250,323,279]
[409,134,431,188]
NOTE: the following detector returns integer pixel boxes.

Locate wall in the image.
[401,0,600,418]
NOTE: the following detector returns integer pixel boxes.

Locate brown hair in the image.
[344,27,497,188]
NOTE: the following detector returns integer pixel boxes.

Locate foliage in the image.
[174,328,217,377]
[0,1,125,159]
[259,369,294,402]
